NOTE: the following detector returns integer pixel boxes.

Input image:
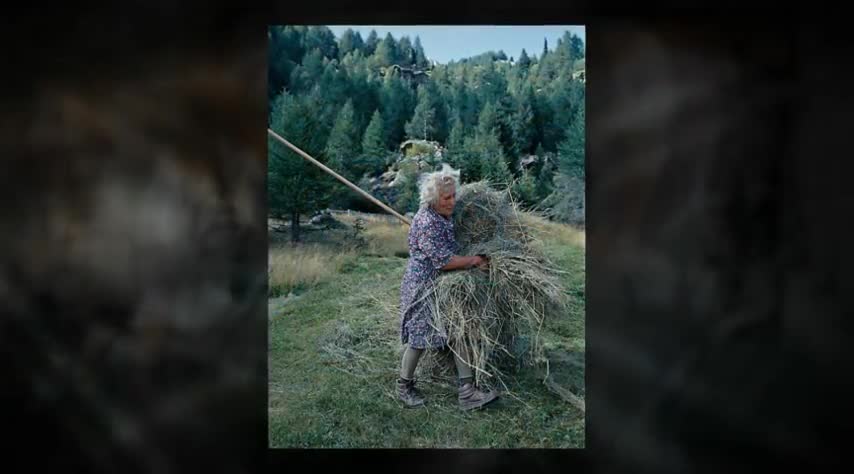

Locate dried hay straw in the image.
[420,181,569,392]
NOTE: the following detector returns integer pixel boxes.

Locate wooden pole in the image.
[267,128,412,227]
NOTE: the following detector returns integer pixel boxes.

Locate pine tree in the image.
[536,51,556,90]
[459,135,482,183]
[534,88,556,151]
[304,26,338,60]
[422,80,450,143]
[557,31,584,63]
[318,60,350,112]
[512,170,538,209]
[570,34,585,61]
[510,88,536,159]
[474,61,506,105]
[476,102,510,185]
[289,48,325,93]
[414,36,428,68]
[325,99,360,180]
[477,101,500,139]
[557,105,585,179]
[478,130,512,186]
[268,92,336,242]
[361,109,388,175]
[535,152,555,202]
[364,30,379,55]
[374,32,398,67]
[345,61,379,133]
[462,84,480,130]
[444,114,466,169]
[268,26,302,100]
[395,170,422,214]
[379,72,415,148]
[495,93,517,168]
[398,36,414,65]
[518,48,531,70]
[353,31,365,54]
[338,29,364,59]
[405,85,438,141]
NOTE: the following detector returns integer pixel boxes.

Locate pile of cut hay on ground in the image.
[420,181,568,391]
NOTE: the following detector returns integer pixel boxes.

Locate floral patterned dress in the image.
[399,206,459,349]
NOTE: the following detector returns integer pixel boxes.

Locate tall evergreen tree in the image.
[535,152,555,202]
[475,101,510,184]
[337,29,364,59]
[325,99,360,180]
[405,85,438,141]
[398,36,414,65]
[556,31,584,64]
[518,48,531,70]
[304,26,338,60]
[361,109,388,174]
[458,135,482,182]
[444,114,466,169]
[474,61,506,104]
[374,33,398,67]
[380,72,415,147]
[345,60,379,133]
[268,26,302,100]
[268,92,335,242]
[533,88,557,151]
[510,88,537,159]
[477,101,500,139]
[364,30,379,55]
[478,130,512,186]
[454,82,479,130]
[421,80,450,143]
[414,36,428,68]
[557,105,585,179]
[512,170,538,209]
[569,34,585,61]
[495,93,517,167]
[549,82,581,145]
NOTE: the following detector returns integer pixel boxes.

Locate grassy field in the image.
[268,212,585,448]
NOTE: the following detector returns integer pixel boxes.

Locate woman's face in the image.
[435,189,456,217]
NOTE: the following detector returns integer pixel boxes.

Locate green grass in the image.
[268,216,585,448]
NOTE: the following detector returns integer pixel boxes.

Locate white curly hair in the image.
[418,163,461,210]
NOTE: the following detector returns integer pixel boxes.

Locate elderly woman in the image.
[397,164,499,410]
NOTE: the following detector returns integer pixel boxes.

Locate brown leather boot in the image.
[397,377,426,408]
[458,382,498,411]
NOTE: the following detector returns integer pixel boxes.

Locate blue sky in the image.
[326,25,585,64]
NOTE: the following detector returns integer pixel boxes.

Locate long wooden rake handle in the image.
[267,128,412,227]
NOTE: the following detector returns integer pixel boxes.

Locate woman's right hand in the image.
[441,255,490,271]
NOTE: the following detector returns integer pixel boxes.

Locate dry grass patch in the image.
[268,243,355,296]
[364,221,409,257]
[335,212,410,258]
[519,212,585,249]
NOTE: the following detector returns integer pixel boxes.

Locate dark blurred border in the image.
[4,2,854,473]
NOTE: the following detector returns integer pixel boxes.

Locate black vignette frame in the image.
[2,4,270,473]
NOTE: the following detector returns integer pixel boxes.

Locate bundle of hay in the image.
[421,181,568,391]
